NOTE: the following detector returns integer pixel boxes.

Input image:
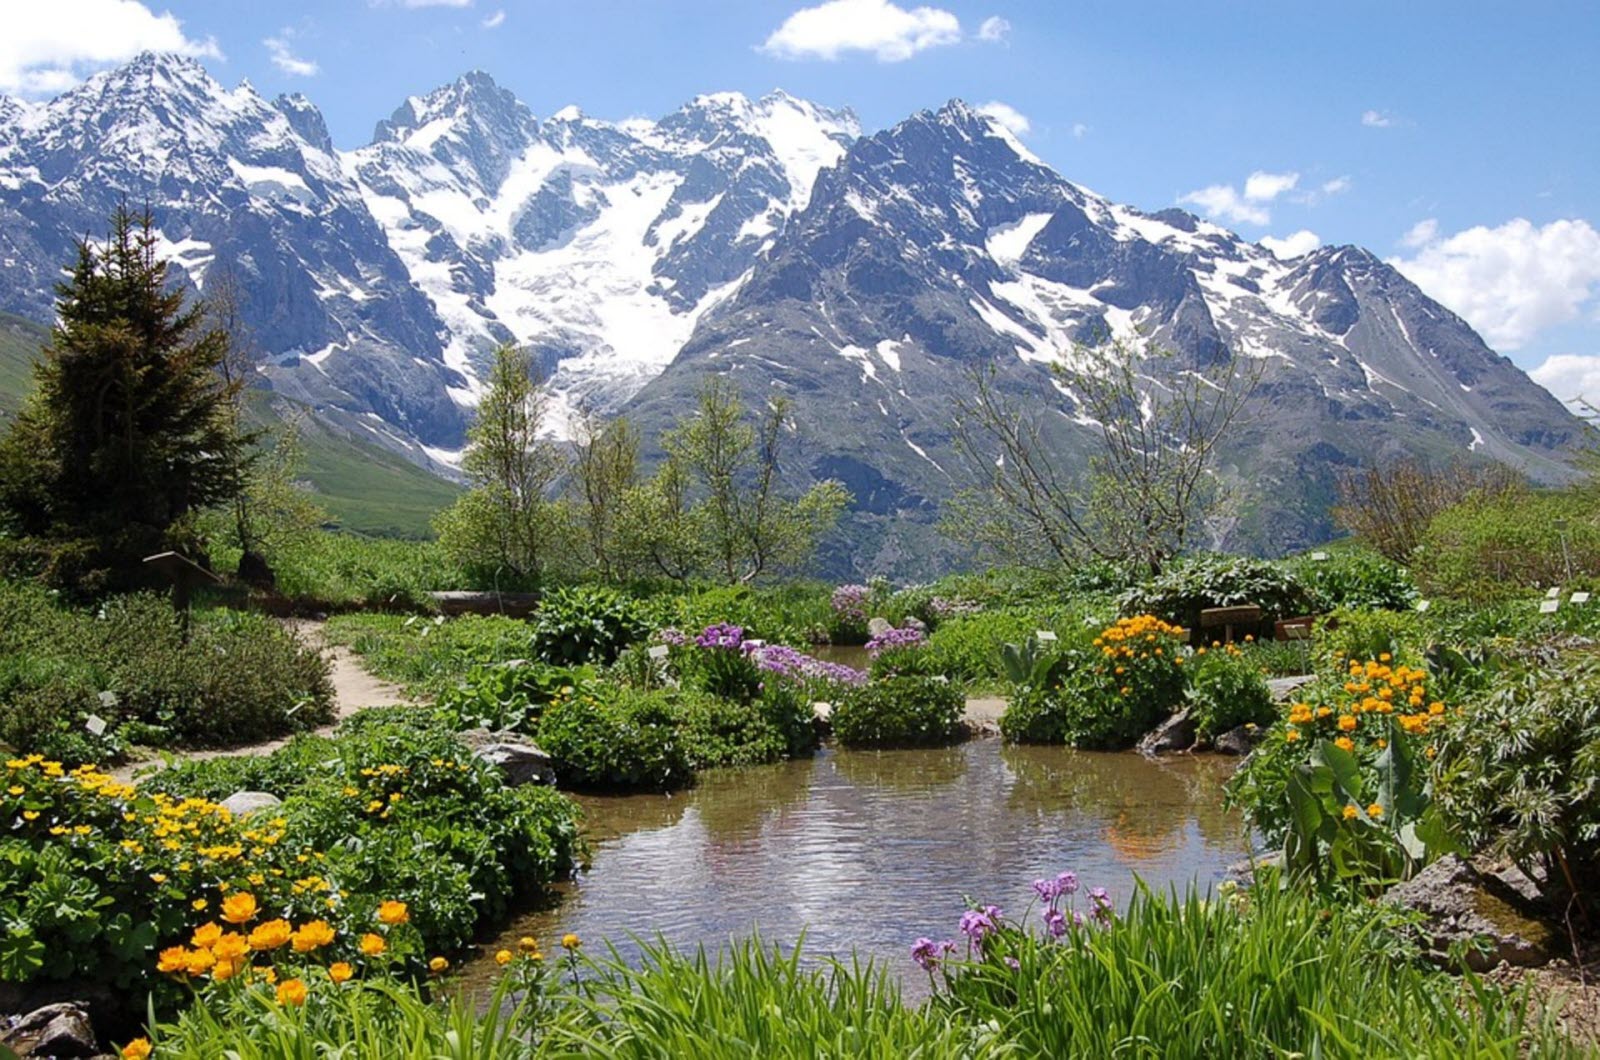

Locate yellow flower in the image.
[1334,736,1355,753]
[191,922,223,949]
[518,935,539,954]
[276,978,308,1006]
[291,920,336,953]
[220,892,258,924]
[212,957,242,982]
[429,956,449,973]
[121,1038,153,1060]
[495,949,513,966]
[157,946,190,974]
[1342,804,1359,820]
[561,933,581,951]
[329,962,354,984]
[360,933,387,957]
[1337,714,1357,732]
[377,900,409,926]
[183,948,216,976]
[1367,803,1384,818]
[248,919,293,951]
[191,899,208,912]
[1284,729,1301,743]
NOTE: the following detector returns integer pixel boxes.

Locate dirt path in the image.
[111,620,407,783]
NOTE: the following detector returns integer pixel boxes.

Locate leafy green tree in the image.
[434,343,568,581]
[622,378,849,584]
[569,412,640,582]
[0,206,248,592]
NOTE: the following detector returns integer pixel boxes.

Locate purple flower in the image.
[656,627,688,647]
[1056,871,1078,897]
[1005,957,1021,971]
[1089,887,1110,907]
[831,584,871,623]
[1032,878,1055,902]
[695,623,746,650]
[958,909,996,946]
[1043,907,1067,938]
[865,626,926,657]
[1090,888,1114,924]
[910,937,941,971]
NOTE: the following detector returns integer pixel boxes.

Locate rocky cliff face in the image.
[0,59,1581,574]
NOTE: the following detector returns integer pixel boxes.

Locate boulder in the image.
[866,617,894,638]
[219,791,282,818]
[1382,854,1555,971]
[0,1002,99,1058]
[1213,723,1264,755]
[1137,707,1197,756]
[456,729,556,786]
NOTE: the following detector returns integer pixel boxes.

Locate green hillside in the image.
[0,312,457,538]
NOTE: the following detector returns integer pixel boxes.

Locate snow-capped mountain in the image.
[0,57,1582,573]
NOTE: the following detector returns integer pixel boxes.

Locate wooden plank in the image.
[1198,605,1261,627]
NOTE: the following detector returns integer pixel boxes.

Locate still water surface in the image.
[469,739,1246,983]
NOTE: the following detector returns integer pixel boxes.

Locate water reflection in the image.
[469,740,1245,990]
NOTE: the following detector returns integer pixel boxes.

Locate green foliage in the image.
[1289,547,1419,612]
[1119,553,1311,632]
[829,675,963,748]
[677,687,817,769]
[1432,658,1600,899]
[924,610,1077,687]
[323,613,530,694]
[0,720,582,997]
[1414,487,1600,603]
[1314,607,1429,670]
[433,660,596,733]
[0,207,249,595]
[1185,647,1274,739]
[535,686,692,790]
[531,584,650,665]
[0,584,332,762]
[652,582,833,646]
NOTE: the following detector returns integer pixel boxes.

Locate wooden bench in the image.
[1198,604,1262,644]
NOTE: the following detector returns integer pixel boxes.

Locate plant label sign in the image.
[647,645,670,660]
[1540,599,1560,614]
[85,714,108,736]
[1546,586,1562,599]
[1572,592,1592,605]
[1415,600,1430,612]
[1310,551,1329,562]
[1035,630,1058,642]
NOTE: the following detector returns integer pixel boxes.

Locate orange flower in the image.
[377,901,409,926]
[1342,804,1359,820]
[1334,736,1355,753]
[518,936,539,954]
[212,957,242,982]
[191,922,223,949]
[220,892,258,924]
[157,946,190,974]
[121,1038,153,1060]
[248,919,293,951]
[276,978,308,1006]
[428,956,449,973]
[212,932,250,961]
[359,933,387,957]
[1367,803,1384,818]
[1337,714,1357,732]
[495,949,513,966]
[183,948,216,976]
[291,920,336,953]
[329,962,354,984]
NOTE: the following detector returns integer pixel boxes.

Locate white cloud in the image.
[1361,109,1394,128]
[1531,354,1600,409]
[976,101,1029,136]
[1179,170,1299,226]
[1071,122,1089,138]
[977,15,1010,42]
[1321,176,1351,195]
[481,9,505,28]
[264,34,318,77]
[761,0,961,62]
[1389,218,1600,350]
[1261,230,1322,260]
[0,0,221,96]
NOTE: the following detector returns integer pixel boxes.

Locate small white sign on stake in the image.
[1035,630,1058,643]
[1415,600,1431,612]
[85,714,108,736]
[1540,599,1560,614]
[647,644,670,660]
[1547,587,1562,599]
[1311,551,1329,562]
[1572,592,1592,605]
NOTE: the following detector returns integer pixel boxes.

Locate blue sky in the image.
[5,0,1599,401]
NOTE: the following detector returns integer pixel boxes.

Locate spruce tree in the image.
[0,205,248,592]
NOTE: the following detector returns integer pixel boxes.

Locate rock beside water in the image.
[219,791,283,818]
[1383,855,1555,971]
[0,1002,103,1058]
[456,729,556,786]
[1137,707,1197,756]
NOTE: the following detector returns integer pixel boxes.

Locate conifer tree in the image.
[0,205,248,592]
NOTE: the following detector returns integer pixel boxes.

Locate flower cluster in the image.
[745,643,867,688]
[926,596,981,621]
[865,626,926,658]
[830,584,872,624]
[1283,654,1444,754]
[655,627,689,648]
[694,623,746,651]
[910,869,1113,979]
[1094,614,1188,657]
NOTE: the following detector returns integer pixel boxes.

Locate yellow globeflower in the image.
[1337,714,1357,732]
[248,919,293,952]
[276,978,309,1006]
[212,932,250,961]
[1334,736,1355,753]
[1367,803,1384,818]
[561,933,582,951]
[429,956,449,973]
[360,933,387,957]
[518,936,539,954]
[191,922,223,949]
[377,901,409,926]
[121,1038,153,1060]
[1342,805,1359,820]
[213,957,242,982]
[291,920,336,953]
[495,949,513,966]
[183,948,216,976]
[329,962,354,984]
[157,946,190,974]
[220,892,258,924]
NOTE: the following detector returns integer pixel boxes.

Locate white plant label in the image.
[1415,600,1430,612]
[1547,587,1562,599]
[647,645,670,660]
[1572,592,1591,605]
[1540,599,1560,614]
[85,714,108,736]
[1311,551,1329,562]
[1035,630,1058,642]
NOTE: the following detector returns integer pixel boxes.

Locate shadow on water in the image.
[461,739,1247,994]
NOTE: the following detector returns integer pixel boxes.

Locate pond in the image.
[465,739,1247,989]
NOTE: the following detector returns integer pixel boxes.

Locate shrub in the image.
[433,660,596,734]
[829,675,963,748]
[1119,554,1310,635]
[535,686,691,790]
[677,623,764,701]
[1289,548,1418,612]
[0,588,332,761]
[1432,658,1600,903]
[0,722,582,1003]
[924,611,1059,686]
[1333,457,1523,564]
[1185,646,1274,739]
[999,616,1188,749]
[865,624,930,677]
[1413,487,1600,603]
[648,582,834,647]
[677,688,816,770]
[531,585,650,665]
